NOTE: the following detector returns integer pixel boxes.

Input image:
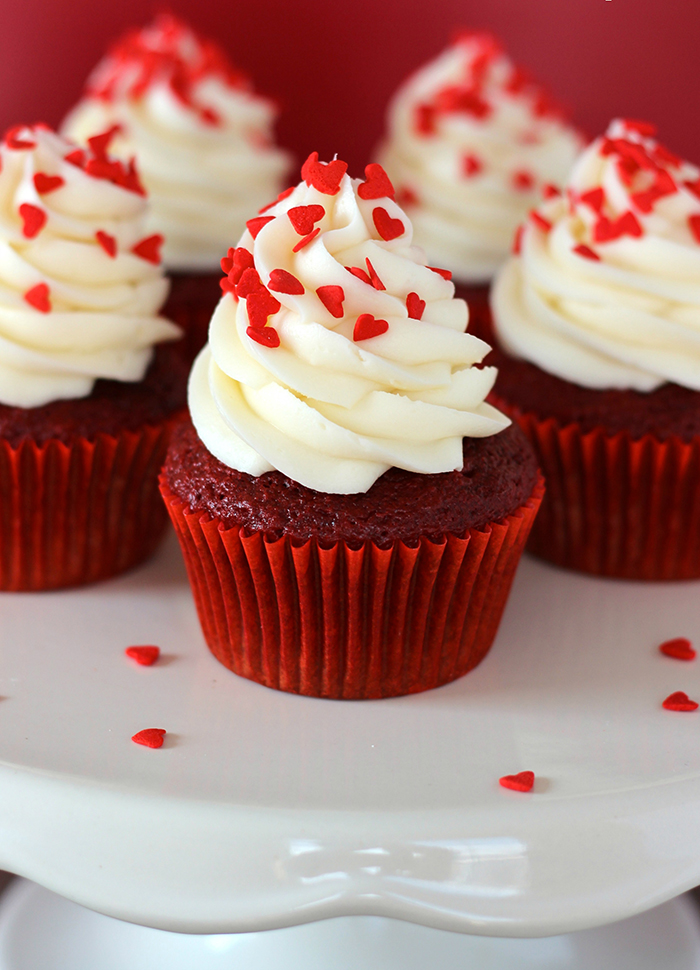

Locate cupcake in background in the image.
[160,154,543,699]
[62,13,291,361]
[0,123,185,590]
[491,118,700,580]
[377,30,584,336]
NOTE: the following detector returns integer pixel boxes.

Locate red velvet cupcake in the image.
[160,155,542,699]
[62,13,290,362]
[0,124,185,590]
[491,119,700,579]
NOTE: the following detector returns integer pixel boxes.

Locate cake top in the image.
[0,123,179,409]
[188,154,509,495]
[62,15,290,272]
[491,119,700,392]
[377,30,584,284]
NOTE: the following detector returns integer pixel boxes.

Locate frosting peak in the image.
[0,124,179,408]
[492,119,700,391]
[189,155,509,494]
[377,31,584,283]
[62,15,290,271]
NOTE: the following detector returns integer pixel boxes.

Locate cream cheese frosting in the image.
[189,155,509,494]
[0,124,179,408]
[377,31,584,284]
[62,14,290,272]
[492,119,700,391]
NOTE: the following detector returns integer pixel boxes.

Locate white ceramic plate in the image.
[0,530,699,935]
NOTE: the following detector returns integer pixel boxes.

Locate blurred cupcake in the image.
[62,13,290,361]
[491,118,700,579]
[377,30,583,336]
[160,154,543,699]
[0,124,184,590]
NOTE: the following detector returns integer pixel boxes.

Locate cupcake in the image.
[160,154,543,699]
[491,118,700,580]
[62,13,290,362]
[0,123,184,590]
[377,30,583,338]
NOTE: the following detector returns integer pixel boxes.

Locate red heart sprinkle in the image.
[397,186,419,207]
[542,183,561,199]
[499,771,535,793]
[225,248,255,287]
[365,258,385,290]
[246,215,275,240]
[316,284,345,318]
[512,169,535,191]
[87,125,121,158]
[292,228,320,253]
[24,283,51,313]
[33,173,64,194]
[689,215,700,245]
[462,154,482,177]
[415,103,436,136]
[287,204,325,236]
[373,207,404,241]
[268,268,304,295]
[131,234,163,264]
[125,645,160,666]
[621,118,657,137]
[64,149,86,169]
[132,728,166,748]
[358,162,395,200]
[5,125,35,150]
[594,210,643,243]
[353,313,389,341]
[301,152,348,195]
[659,638,696,661]
[530,211,552,232]
[19,203,46,239]
[662,691,699,712]
[428,266,452,281]
[579,187,605,212]
[246,289,281,328]
[573,244,600,261]
[220,277,236,295]
[346,265,372,285]
[95,230,117,258]
[406,292,426,320]
[259,185,295,214]
[247,325,280,348]
[235,267,263,298]
[684,178,700,201]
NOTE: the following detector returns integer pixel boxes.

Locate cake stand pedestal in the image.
[0,532,700,966]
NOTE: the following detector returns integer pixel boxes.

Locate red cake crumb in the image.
[163,418,538,548]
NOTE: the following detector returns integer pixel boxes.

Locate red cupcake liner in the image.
[163,272,221,364]
[0,422,177,591]
[159,475,544,699]
[494,397,700,580]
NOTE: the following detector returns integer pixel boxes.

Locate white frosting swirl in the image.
[377,32,583,284]
[0,125,179,408]
[492,119,700,391]
[189,157,509,494]
[62,15,290,272]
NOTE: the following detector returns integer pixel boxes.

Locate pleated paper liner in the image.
[0,421,177,591]
[163,272,221,364]
[493,395,700,580]
[160,474,544,699]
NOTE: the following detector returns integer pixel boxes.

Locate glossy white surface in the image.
[1,880,700,970]
[0,531,699,935]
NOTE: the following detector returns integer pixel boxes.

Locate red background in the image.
[2,0,698,175]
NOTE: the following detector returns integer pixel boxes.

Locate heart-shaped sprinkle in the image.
[462,154,482,177]
[125,645,160,666]
[287,204,325,236]
[246,289,281,328]
[428,266,452,280]
[268,268,304,295]
[259,185,295,214]
[292,228,320,253]
[236,267,263,298]
[689,215,700,245]
[5,125,36,150]
[513,225,524,254]
[685,178,700,201]
[358,163,395,200]
[579,187,606,212]
[406,292,426,320]
[24,283,51,313]
[346,265,372,285]
[247,325,280,348]
[397,185,419,206]
[316,284,345,318]
[95,230,117,258]
[543,183,561,198]
[131,234,163,264]
[301,152,347,195]
[132,728,166,748]
[246,215,275,240]
[33,173,64,194]
[353,313,388,341]
[662,691,699,712]
[594,211,643,243]
[660,638,696,661]
[365,258,385,290]
[530,211,552,232]
[512,169,535,191]
[225,248,255,288]
[64,149,86,169]
[573,243,600,261]
[87,125,121,158]
[372,207,404,241]
[499,770,535,793]
[19,203,46,239]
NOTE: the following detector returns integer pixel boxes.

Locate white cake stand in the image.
[0,530,699,967]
